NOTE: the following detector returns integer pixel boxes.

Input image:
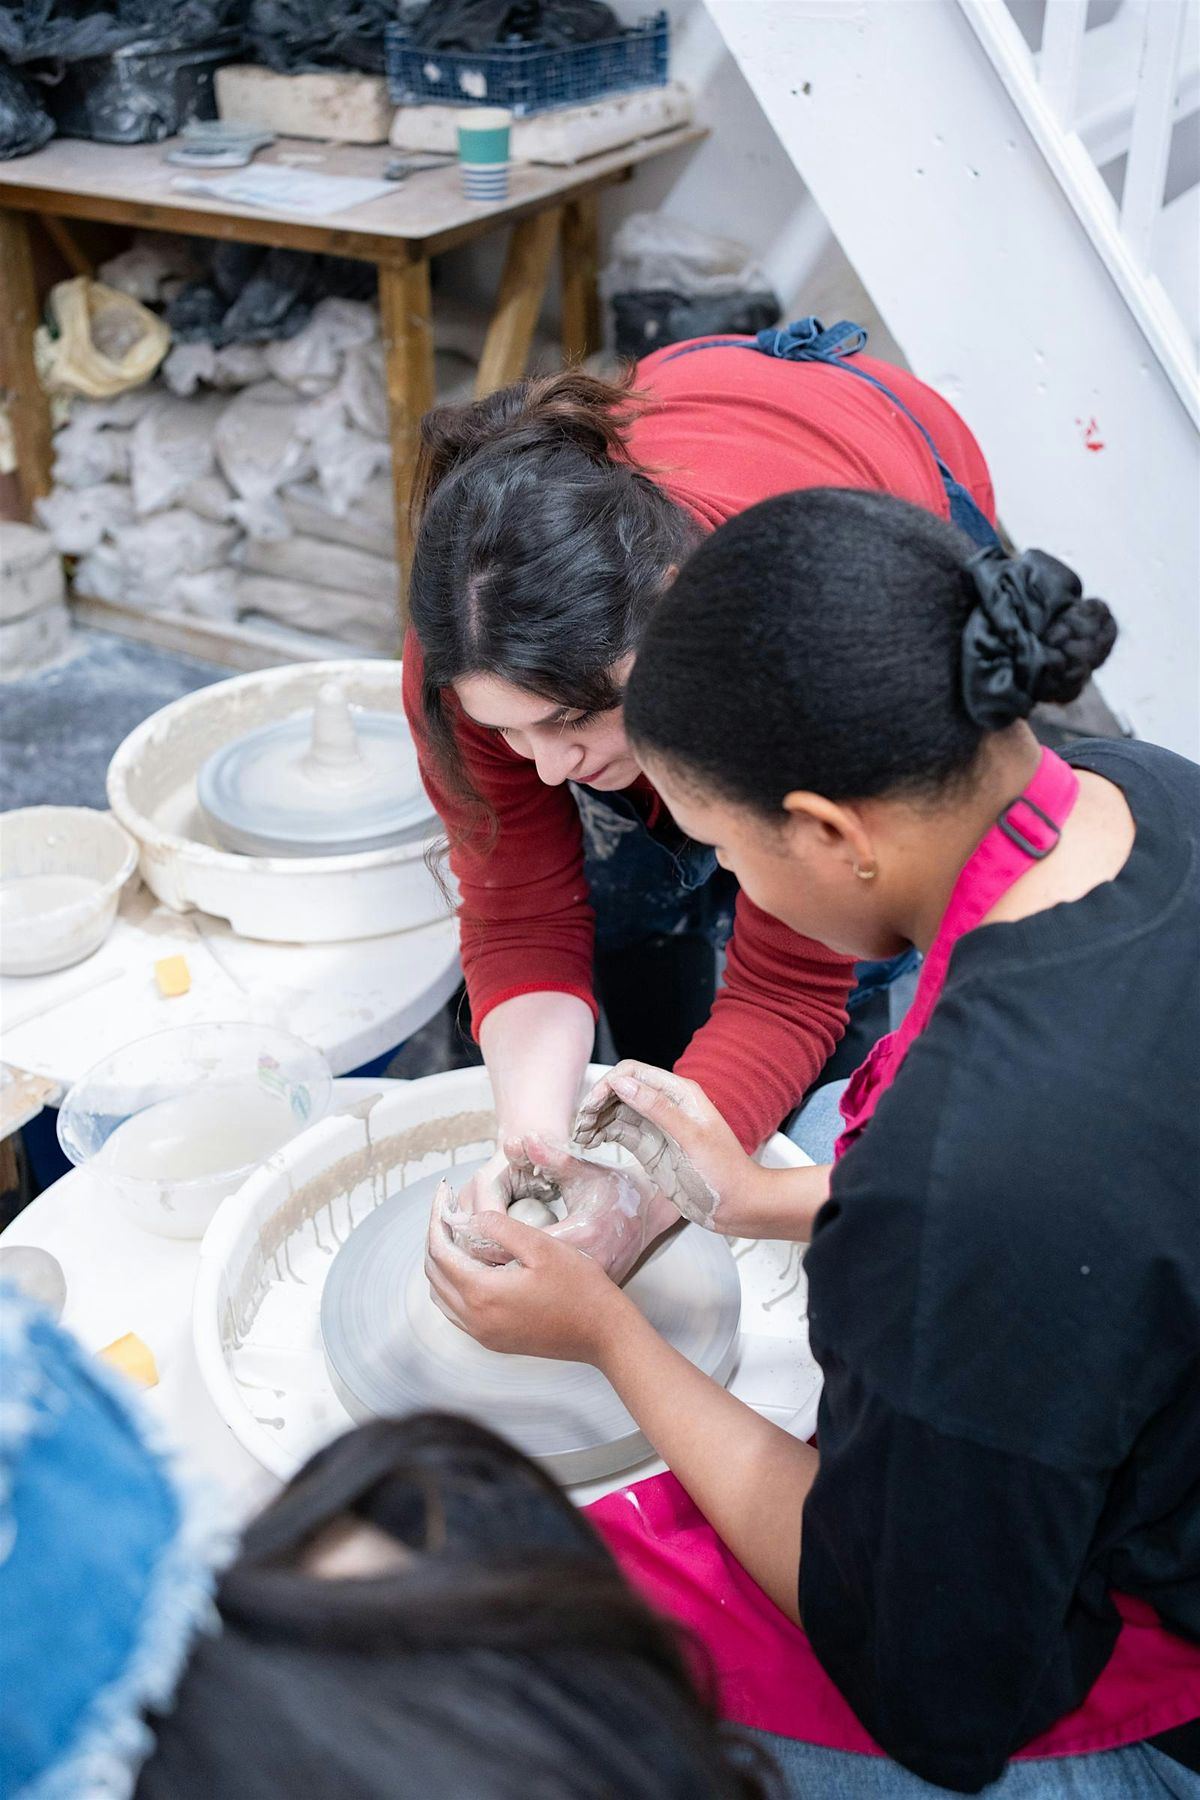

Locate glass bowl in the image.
[58,1022,332,1240]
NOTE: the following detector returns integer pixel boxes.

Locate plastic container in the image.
[385,11,667,117]
[58,1022,333,1240]
[50,33,240,145]
[0,807,138,977]
[106,660,450,945]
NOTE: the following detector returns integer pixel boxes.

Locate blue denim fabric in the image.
[663,316,1001,550]
[788,1077,852,1164]
[0,1287,227,1800]
[574,785,915,1011]
[746,1735,1200,1800]
[574,783,732,953]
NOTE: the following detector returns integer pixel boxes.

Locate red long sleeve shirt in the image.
[403,341,995,1149]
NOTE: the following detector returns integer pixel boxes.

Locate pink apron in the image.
[589,748,1200,1758]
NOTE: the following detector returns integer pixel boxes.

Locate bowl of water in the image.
[0,806,138,976]
[57,1022,333,1239]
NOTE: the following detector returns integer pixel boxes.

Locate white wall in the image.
[706,0,1200,758]
[438,0,903,360]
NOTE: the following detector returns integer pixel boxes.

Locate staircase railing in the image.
[962,0,1198,421]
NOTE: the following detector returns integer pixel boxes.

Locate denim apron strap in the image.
[662,317,1000,550]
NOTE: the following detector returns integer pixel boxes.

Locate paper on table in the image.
[170,166,394,216]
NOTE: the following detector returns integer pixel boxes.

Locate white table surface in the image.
[0,1076,405,1520]
[0,880,461,1096]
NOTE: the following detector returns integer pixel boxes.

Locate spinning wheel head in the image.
[320,1159,741,1484]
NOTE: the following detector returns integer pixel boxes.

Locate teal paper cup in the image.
[457,107,511,202]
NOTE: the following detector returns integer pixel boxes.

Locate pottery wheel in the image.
[198,680,436,859]
[321,1160,742,1483]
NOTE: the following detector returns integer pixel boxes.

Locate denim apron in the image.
[576,313,1004,1006]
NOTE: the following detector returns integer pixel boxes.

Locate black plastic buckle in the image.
[997,796,1061,860]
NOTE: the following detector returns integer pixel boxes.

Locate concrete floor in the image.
[1,628,224,812]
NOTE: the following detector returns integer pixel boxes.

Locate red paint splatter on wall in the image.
[1075,416,1106,452]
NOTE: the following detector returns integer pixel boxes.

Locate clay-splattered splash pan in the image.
[321,1159,740,1483]
[194,1068,822,1496]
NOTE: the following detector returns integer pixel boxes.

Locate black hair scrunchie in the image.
[960,546,1086,729]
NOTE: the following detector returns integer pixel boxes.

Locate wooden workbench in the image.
[0,125,702,656]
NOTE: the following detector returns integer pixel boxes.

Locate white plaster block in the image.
[217,66,393,145]
[390,81,693,164]
[0,520,66,623]
[0,600,72,679]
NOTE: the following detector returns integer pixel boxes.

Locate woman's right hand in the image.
[455,1145,558,1217]
[574,1062,771,1235]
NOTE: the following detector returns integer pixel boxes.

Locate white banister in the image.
[703,0,1200,756]
[1039,0,1087,126]
[1120,0,1189,268]
[959,0,1198,418]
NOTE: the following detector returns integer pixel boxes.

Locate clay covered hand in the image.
[506,1134,680,1282]
[453,1144,560,1223]
[575,1061,767,1236]
[425,1184,632,1362]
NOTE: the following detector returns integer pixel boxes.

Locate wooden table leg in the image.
[560,194,602,366]
[0,209,53,519]
[40,214,92,278]
[378,254,435,634]
[474,205,563,399]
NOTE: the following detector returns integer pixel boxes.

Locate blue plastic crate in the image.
[385,10,669,117]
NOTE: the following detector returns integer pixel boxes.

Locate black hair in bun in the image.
[624,488,1122,814]
[961,547,1117,729]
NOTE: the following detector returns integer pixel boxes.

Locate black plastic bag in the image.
[0,66,55,159]
[166,243,378,346]
[0,0,239,66]
[408,0,620,52]
[612,289,782,360]
[48,33,240,144]
[245,0,396,73]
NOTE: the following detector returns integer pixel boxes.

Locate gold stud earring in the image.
[854,862,878,882]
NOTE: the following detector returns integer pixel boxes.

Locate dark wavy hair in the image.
[409,369,700,824]
[135,1414,775,1800]
[625,487,1116,814]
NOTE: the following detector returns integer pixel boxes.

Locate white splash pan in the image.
[195,1066,822,1500]
[107,660,449,944]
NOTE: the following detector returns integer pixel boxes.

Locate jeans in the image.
[788,1076,851,1163]
[747,1736,1200,1799]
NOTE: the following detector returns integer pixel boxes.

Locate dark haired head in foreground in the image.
[136,1414,773,1800]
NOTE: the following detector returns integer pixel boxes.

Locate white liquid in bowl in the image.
[96,1084,301,1184]
[0,873,102,921]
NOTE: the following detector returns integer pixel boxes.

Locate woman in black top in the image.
[428,490,1200,1795]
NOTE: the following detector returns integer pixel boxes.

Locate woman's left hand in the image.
[425,1180,632,1362]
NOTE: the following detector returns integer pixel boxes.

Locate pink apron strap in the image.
[835,748,1080,1158]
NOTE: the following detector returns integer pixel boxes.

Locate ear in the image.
[782,790,877,872]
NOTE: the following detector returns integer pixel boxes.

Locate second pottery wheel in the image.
[322,1160,742,1483]
[198,680,436,859]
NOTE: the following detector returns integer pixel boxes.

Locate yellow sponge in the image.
[98,1332,159,1389]
[155,954,191,998]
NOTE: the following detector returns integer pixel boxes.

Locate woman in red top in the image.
[404,321,997,1237]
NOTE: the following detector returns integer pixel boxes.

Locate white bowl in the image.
[57,1021,334,1240]
[0,806,138,976]
[106,660,451,944]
